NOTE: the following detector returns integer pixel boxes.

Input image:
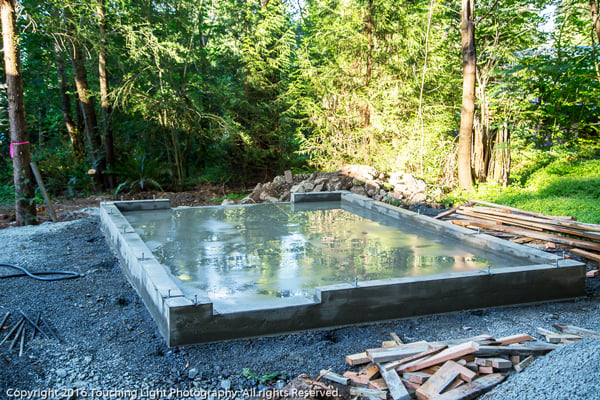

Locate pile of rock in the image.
[237,165,436,209]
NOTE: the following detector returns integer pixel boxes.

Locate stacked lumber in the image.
[319,326,600,400]
[434,200,600,263]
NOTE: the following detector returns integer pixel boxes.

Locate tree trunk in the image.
[489,122,510,186]
[591,0,600,43]
[54,40,85,163]
[363,0,373,128]
[97,0,115,189]
[1,0,36,225]
[66,10,105,190]
[458,0,476,190]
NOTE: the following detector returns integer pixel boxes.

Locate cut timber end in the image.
[586,269,600,278]
[514,355,535,373]
[427,373,507,400]
[346,351,370,366]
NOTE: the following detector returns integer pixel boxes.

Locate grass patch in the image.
[461,145,600,224]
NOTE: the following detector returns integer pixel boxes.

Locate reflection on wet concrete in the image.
[125,202,530,311]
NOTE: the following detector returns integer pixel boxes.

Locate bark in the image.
[54,41,85,162]
[591,0,600,43]
[489,122,510,186]
[363,0,374,129]
[458,0,476,189]
[68,24,105,190]
[1,0,36,225]
[97,0,115,189]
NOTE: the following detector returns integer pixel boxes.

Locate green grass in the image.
[452,144,600,224]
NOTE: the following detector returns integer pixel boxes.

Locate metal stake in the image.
[18,326,26,357]
[20,312,50,339]
[0,312,10,330]
[39,317,60,343]
[0,317,25,347]
[9,321,25,350]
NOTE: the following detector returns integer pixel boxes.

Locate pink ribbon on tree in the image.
[9,141,29,158]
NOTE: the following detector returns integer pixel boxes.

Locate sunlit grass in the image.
[460,149,600,224]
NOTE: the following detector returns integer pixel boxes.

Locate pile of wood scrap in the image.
[317,326,600,400]
[434,199,600,266]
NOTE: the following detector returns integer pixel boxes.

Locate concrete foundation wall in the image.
[100,194,586,347]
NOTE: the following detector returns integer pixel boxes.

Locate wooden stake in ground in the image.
[30,162,57,223]
[1,0,36,225]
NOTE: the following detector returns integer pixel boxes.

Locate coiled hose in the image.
[0,263,81,281]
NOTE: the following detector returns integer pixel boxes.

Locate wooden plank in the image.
[416,361,461,400]
[403,371,431,384]
[475,343,557,357]
[536,327,582,343]
[383,340,400,348]
[464,206,592,233]
[377,364,412,400]
[343,364,380,385]
[346,351,370,366]
[429,373,507,400]
[514,355,535,373]
[319,370,350,385]
[552,324,600,338]
[434,202,475,220]
[457,208,600,242]
[467,199,574,221]
[30,162,58,223]
[426,335,493,348]
[368,345,430,363]
[390,332,404,345]
[368,378,388,391]
[349,387,388,400]
[474,358,512,369]
[452,220,600,252]
[493,333,535,346]
[385,346,447,371]
[402,379,421,391]
[478,366,494,374]
[587,269,600,278]
[571,248,600,263]
[398,342,480,373]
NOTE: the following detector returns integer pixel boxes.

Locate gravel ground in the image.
[1,211,600,400]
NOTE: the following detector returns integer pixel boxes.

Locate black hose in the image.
[0,263,81,281]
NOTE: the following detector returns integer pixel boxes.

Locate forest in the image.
[1,0,599,225]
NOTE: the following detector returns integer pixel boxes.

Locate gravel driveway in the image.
[1,212,599,399]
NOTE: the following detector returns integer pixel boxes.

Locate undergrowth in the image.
[449,141,600,224]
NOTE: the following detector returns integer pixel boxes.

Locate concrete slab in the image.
[100,193,586,346]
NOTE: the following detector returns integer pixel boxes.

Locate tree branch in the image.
[475,0,500,26]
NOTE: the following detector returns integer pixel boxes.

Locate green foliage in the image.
[464,142,600,223]
[210,191,250,204]
[242,368,283,384]
[113,150,172,195]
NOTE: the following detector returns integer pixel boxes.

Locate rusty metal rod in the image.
[0,317,25,347]
[20,312,49,340]
[40,317,60,342]
[0,312,10,329]
[9,320,25,350]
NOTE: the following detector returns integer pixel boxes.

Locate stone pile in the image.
[238,165,435,208]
